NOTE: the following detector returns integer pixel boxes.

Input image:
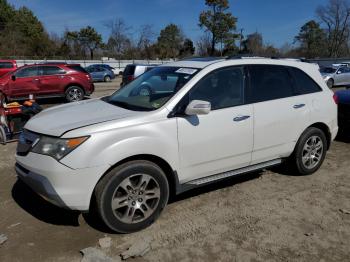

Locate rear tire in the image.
[104,75,111,82]
[288,127,327,175]
[65,86,84,102]
[94,160,169,233]
[327,78,334,88]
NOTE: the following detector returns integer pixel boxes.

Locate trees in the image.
[294,20,327,58]
[78,26,102,59]
[0,1,53,57]
[137,24,156,59]
[179,38,195,57]
[63,27,102,59]
[157,24,184,59]
[242,32,264,54]
[317,0,350,57]
[199,0,237,56]
[105,18,132,59]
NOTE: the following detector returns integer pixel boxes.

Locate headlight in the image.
[32,136,88,160]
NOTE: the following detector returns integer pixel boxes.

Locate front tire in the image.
[95,160,169,233]
[289,127,327,175]
[65,86,84,102]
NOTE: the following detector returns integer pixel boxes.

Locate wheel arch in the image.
[307,122,332,150]
[90,154,178,210]
[64,83,85,94]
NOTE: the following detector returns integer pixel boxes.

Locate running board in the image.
[184,159,282,186]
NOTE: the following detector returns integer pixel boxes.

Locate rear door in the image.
[36,66,66,95]
[177,66,253,182]
[247,65,311,164]
[9,66,40,98]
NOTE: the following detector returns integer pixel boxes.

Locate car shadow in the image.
[12,179,80,227]
[169,171,262,203]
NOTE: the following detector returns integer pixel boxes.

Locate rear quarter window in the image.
[289,68,322,95]
[0,62,14,69]
[123,65,136,76]
[67,65,87,73]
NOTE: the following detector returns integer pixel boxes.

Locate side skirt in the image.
[175,159,282,195]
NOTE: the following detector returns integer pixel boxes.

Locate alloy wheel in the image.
[111,174,160,224]
[301,135,324,170]
[68,88,83,101]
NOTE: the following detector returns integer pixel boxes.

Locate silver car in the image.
[321,65,350,88]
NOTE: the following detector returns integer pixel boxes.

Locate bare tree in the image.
[196,33,212,56]
[137,24,156,59]
[105,18,132,59]
[317,0,350,57]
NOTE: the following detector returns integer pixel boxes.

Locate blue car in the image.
[335,89,350,131]
[86,65,115,82]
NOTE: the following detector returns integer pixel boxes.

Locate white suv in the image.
[15,57,338,233]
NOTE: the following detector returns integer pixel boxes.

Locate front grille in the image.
[16,129,40,156]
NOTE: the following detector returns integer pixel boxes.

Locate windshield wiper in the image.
[105,98,153,111]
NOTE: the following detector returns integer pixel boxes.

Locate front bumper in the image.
[15,152,109,211]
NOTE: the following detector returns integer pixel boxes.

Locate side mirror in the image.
[11,75,16,81]
[185,100,211,115]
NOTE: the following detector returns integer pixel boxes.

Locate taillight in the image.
[127,75,134,82]
[333,93,339,104]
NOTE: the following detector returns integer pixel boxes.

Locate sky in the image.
[8,0,329,48]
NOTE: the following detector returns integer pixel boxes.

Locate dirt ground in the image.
[0,78,350,261]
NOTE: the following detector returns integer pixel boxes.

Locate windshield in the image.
[105,66,199,111]
[320,67,337,74]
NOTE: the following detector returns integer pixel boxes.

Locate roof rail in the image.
[225,54,265,60]
[180,56,223,62]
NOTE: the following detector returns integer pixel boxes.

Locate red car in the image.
[0,63,94,103]
[0,60,17,77]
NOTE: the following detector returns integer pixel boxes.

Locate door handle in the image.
[233,115,250,122]
[293,104,305,109]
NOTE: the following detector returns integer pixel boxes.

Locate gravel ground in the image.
[0,78,349,261]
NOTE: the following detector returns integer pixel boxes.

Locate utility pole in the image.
[239,28,244,52]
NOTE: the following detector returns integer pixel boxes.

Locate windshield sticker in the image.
[175,68,198,75]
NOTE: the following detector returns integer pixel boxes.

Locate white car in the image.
[320,65,350,88]
[15,57,338,233]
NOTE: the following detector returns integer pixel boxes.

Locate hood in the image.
[25,98,140,136]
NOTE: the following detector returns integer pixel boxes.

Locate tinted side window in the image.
[15,67,39,78]
[0,62,14,69]
[67,65,88,73]
[189,67,245,110]
[290,68,321,95]
[248,65,294,103]
[40,66,66,75]
[338,67,350,74]
[123,65,136,76]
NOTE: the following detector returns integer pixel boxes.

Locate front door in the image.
[177,66,253,183]
[9,66,40,98]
